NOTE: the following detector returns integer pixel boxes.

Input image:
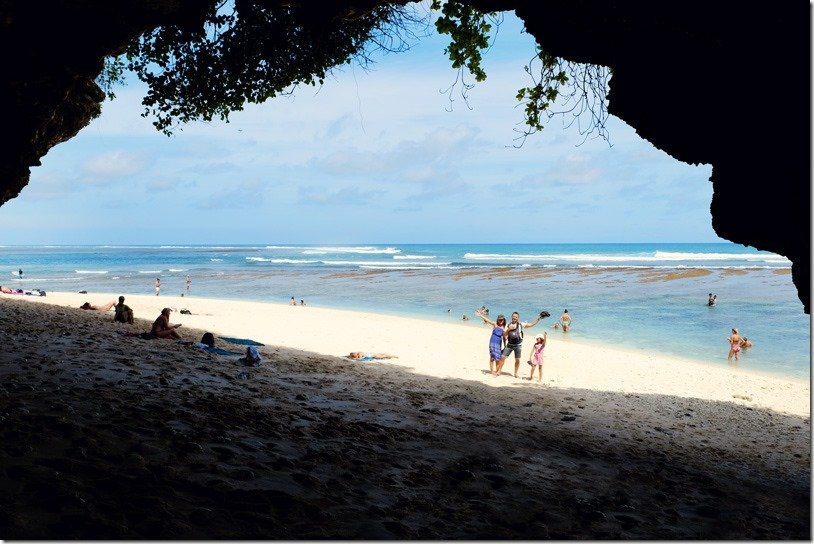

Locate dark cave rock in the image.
[0,0,808,311]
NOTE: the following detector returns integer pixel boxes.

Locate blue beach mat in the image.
[218,336,265,346]
[203,346,243,356]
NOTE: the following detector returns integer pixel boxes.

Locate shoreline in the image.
[3,244,807,381]
[0,290,809,538]
[11,290,810,417]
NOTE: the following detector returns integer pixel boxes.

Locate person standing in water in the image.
[155,277,161,296]
[727,328,743,362]
[559,309,572,332]
[186,274,191,293]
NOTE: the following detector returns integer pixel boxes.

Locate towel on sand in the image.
[202,346,243,356]
[218,336,265,346]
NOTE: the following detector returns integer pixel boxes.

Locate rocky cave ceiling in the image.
[0,0,809,312]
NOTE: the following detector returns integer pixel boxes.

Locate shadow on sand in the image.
[0,298,809,539]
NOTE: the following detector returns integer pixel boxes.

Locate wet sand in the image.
[0,293,809,538]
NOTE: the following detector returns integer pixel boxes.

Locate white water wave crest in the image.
[246,257,319,264]
[323,260,449,267]
[464,251,791,264]
[300,246,401,255]
[652,251,790,262]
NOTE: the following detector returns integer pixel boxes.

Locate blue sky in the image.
[0,10,718,245]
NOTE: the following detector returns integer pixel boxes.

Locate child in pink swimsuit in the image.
[528,332,547,382]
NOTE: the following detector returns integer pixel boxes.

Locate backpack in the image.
[507,322,523,345]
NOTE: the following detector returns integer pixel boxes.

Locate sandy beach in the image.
[0,291,809,538]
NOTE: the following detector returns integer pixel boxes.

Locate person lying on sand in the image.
[80,301,115,311]
[178,308,213,316]
[151,308,182,339]
[347,352,398,361]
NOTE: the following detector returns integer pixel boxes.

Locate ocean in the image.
[1,243,809,380]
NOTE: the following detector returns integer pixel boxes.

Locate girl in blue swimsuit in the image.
[476,309,506,375]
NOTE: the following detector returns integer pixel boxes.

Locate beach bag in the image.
[507,322,523,345]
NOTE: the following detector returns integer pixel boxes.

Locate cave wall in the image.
[0,0,809,312]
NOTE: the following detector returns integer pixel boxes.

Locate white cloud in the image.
[297,185,386,206]
[81,150,147,182]
[549,154,603,185]
[311,123,485,180]
[196,181,268,210]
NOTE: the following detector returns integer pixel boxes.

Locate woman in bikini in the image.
[151,308,182,339]
[727,328,742,361]
[348,352,398,361]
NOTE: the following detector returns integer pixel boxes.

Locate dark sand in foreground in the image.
[0,296,809,538]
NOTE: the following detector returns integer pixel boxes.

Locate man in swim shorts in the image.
[559,309,572,332]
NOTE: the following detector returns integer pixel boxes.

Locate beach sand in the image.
[0,291,809,538]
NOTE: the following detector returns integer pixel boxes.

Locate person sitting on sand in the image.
[727,328,742,361]
[80,300,116,311]
[347,352,398,361]
[113,296,134,324]
[151,308,182,339]
[740,337,753,349]
[462,314,470,321]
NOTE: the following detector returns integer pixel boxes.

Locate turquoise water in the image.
[0,243,808,380]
